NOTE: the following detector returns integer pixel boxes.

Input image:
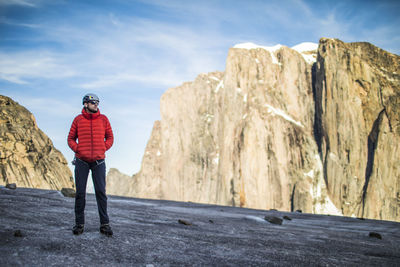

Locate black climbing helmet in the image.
[82,93,100,105]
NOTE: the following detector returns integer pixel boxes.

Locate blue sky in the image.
[1,0,399,176]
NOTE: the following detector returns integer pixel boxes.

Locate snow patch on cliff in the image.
[234,43,282,65]
[300,54,317,64]
[304,170,314,178]
[311,154,342,216]
[213,153,219,165]
[291,42,318,64]
[215,80,224,93]
[210,76,220,82]
[264,104,304,128]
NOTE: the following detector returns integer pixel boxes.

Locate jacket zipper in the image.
[90,115,93,161]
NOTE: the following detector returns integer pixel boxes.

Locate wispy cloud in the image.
[80,72,185,90]
[1,13,228,89]
[2,0,398,90]
[0,73,27,84]
[0,51,77,84]
[0,17,40,28]
[0,0,36,7]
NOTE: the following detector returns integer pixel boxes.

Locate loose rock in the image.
[283,216,292,220]
[6,183,17,190]
[61,188,76,198]
[369,232,382,239]
[178,219,192,226]
[264,216,283,225]
[14,230,23,237]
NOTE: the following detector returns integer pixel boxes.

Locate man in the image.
[68,93,114,236]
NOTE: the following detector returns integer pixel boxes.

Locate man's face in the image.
[84,100,99,113]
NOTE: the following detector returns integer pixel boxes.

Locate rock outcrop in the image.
[107,38,400,222]
[106,168,134,197]
[0,95,74,190]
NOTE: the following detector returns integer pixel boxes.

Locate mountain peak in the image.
[291,42,318,52]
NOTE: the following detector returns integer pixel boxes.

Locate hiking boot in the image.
[100,224,113,237]
[72,224,84,235]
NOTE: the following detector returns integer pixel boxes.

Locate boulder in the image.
[61,188,76,198]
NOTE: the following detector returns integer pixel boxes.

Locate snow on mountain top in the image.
[234,42,283,52]
[233,42,318,64]
[234,42,318,53]
[291,42,318,52]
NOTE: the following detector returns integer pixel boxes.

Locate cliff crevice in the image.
[362,109,385,212]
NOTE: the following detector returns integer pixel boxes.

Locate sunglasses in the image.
[88,101,99,105]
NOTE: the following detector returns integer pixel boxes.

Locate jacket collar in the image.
[81,107,101,119]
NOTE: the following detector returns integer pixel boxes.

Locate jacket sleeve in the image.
[67,118,78,152]
[104,116,114,150]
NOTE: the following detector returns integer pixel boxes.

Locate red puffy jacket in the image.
[68,108,114,162]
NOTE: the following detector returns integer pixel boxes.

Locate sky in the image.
[1,0,399,176]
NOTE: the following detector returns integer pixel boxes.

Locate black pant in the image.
[74,157,109,225]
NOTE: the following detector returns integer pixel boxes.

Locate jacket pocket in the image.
[102,142,107,153]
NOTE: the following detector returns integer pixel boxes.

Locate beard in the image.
[87,106,98,113]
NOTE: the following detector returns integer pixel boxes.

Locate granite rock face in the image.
[106,168,134,197]
[0,95,74,190]
[314,39,400,221]
[107,121,163,198]
[108,38,400,221]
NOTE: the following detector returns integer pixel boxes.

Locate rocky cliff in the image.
[314,39,400,221]
[0,95,74,189]
[107,38,399,221]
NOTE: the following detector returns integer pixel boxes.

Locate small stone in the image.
[178,219,192,226]
[6,183,17,190]
[14,230,23,237]
[264,216,283,225]
[209,220,214,223]
[369,232,382,239]
[61,188,76,198]
[283,216,292,220]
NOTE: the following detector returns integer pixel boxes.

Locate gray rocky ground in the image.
[0,187,399,266]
